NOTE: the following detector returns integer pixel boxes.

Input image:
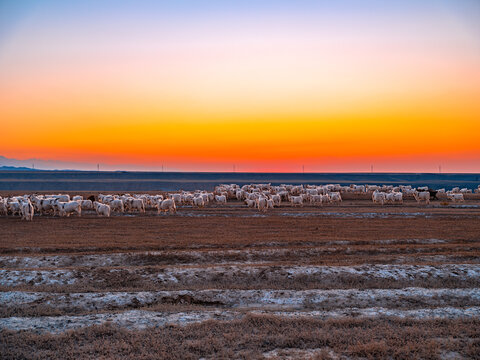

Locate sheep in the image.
[93,201,111,217]
[57,201,82,217]
[52,194,70,202]
[413,191,430,205]
[256,197,269,212]
[393,192,403,204]
[158,199,176,214]
[310,194,323,205]
[266,199,275,209]
[289,195,303,207]
[169,194,182,204]
[193,196,205,208]
[109,199,124,213]
[20,200,34,221]
[78,199,93,210]
[37,198,56,215]
[215,195,227,204]
[7,200,22,216]
[372,190,386,206]
[447,192,465,203]
[0,198,7,216]
[329,192,342,204]
[125,198,145,213]
[271,194,281,207]
[236,190,245,201]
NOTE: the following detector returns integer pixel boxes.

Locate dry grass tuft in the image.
[1,316,480,360]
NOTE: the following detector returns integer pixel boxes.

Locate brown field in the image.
[1,198,480,359]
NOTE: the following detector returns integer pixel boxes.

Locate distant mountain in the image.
[0,165,36,171]
[0,155,166,172]
[0,155,87,171]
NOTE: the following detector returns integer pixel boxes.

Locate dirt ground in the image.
[1,198,480,359]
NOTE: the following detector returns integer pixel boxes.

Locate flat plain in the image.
[1,193,480,359]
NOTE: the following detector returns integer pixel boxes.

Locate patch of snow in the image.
[280,212,433,218]
[253,306,480,320]
[2,264,480,287]
[376,238,448,245]
[263,347,337,360]
[0,310,241,333]
[1,306,480,334]
[0,269,76,286]
[1,288,479,311]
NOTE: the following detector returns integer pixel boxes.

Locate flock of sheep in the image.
[1,183,479,221]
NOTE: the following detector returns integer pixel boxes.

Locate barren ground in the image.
[1,197,480,359]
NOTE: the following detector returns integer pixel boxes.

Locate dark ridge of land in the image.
[0,170,479,191]
[0,166,36,171]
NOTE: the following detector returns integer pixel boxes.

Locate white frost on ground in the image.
[142,263,480,285]
[255,306,480,320]
[1,288,479,311]
[1,307,480,334]
[444,205,480,208]
[0,269,76,286]
[0,310,241,333]
[282,264,480,280]
[262,348,340,360]
[0,254,122,269]
[280,212,435,218]
[2,264,480,287]
[376,238,448,245]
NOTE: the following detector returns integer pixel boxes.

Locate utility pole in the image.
[97,164,100,171]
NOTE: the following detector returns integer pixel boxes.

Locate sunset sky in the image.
[1,0,479,172]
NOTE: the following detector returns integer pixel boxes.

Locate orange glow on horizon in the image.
[1,1,479,172]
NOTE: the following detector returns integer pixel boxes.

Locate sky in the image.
[1,0,479,172]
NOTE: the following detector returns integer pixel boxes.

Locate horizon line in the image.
[1,168,480,175]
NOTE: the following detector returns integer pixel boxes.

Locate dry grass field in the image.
[1,195,480,359]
